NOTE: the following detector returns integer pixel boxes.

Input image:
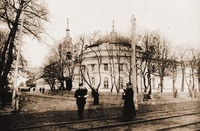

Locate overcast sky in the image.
[22,0,200,68]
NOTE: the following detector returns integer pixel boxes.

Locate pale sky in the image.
[22,0,200,68]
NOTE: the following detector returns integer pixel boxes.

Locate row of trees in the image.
[136,31,200,98]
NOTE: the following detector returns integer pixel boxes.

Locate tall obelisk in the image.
[131,15,138,110]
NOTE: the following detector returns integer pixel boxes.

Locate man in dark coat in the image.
[122,82,136,121]
[74,83,88,120]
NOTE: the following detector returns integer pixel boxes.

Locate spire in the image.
[130,15,136,40]
[63,18,73,52]
[66,18,70,31]
[66,18,70,32]
[65,18,70,37]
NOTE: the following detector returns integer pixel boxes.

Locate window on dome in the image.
[104,77,109,89]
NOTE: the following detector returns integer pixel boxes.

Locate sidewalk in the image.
[1,91,200,115]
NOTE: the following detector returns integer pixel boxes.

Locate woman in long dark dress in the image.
[122,82,136,121]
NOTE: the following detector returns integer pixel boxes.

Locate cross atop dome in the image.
[65,18,71,37]
[66,18,70,32]
[112,19,115,32]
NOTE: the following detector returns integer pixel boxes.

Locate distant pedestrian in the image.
[39,88,42,93]
[66,78,73,91]
[92,89,99,105]
[122,82,136,121]
[74,83,88,120]
[42,88,45,94]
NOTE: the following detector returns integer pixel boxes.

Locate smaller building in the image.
[35,78,52,91]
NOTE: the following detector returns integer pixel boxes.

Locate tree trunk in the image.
[0,9,21,88]
[172,77,178,98]
[181,68,185,92]
[147,68,151,95]
[160,76,164,93]
[143,74,147,93]
[191,68,196,98]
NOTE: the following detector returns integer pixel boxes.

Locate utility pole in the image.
[131,15,138,110]
[12,11,24,99]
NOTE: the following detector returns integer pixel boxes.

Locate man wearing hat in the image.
[122,82,136,121]
[74,83,88,120]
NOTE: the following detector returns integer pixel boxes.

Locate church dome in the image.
[98,30,131,46]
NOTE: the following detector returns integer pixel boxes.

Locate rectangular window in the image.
[104,64,108,71]
[91,64,95,71]
[104,78,109,89]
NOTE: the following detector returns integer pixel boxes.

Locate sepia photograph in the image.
[0,0,200,130]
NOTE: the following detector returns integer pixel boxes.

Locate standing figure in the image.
[66,78,72,91]
[74,83,88,120]
[122,82,136,121]
[42,88,45,94]
[92,89,99,105]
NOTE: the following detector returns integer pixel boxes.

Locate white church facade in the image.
[36,17,199,95]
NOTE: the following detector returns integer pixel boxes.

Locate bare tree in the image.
[41,43,62,90]
[186,48,198,97]
[154,35,172,93]
[170,54,178,98]
[106,43,122,92]
[77,32,102,91]
[42,62,58,90]
[177,46,187,92]
[42,40,76,91]
[137,31,157,98]
[106,43,116,92]
[76,32,104,105]
[0,0,48,88]
[106,43,131,92]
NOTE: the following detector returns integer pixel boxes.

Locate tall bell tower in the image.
[62,18,73,54]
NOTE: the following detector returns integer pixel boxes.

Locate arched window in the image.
[104,77,109,89]
[66,51,72,59]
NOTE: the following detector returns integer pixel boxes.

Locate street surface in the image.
[0,91,200,130]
